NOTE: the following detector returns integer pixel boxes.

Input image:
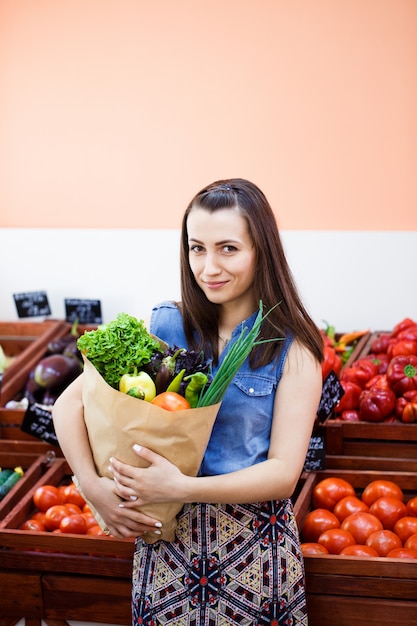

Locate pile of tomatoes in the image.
[20,482,106,536]
[301,476,417,559]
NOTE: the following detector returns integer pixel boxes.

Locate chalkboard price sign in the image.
[13,291,51,318]
[64,298,103,325]
[304,433,326,471]
[20,403,59,447]
[317,370,344,423]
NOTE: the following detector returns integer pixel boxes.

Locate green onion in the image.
[196,301,282,407]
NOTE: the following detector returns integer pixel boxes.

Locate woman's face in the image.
[187,206,257,311]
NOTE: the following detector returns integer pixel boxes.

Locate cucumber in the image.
[0,469,14,485]
[0,466,24,500]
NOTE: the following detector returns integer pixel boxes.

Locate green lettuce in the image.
[77,312,161,389]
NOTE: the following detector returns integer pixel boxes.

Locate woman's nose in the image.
[203,252,221,275]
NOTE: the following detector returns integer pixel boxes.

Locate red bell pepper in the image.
[390,340,417,358]
[397,325,417,343]
[340,410,360,422]
[321,345,342,380]
[392,318,417,338]
[386,355,417,396]
[359,387,396,422]
[370,333,392,354]
[335,381,362,412]
[364,374,390,391]
[340,358,379,389]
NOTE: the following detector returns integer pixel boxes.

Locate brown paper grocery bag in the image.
[78,356,220,543]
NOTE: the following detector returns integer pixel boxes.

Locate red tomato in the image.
[312,477,355,511]
[369,496,407,530]
[339,544,379,557]
[20,519,46,532]
[151,391,191,411]
[87,524,107,536]
[301,542,329,555]
[64,503,83,516]
[339,410,360,422]
[59,514,87,534]
[301,509,340,543]
[387,547,417,559]
[341,512,383,544]
[406,497,417,517]
[31,511,47,525]
[44,505,70,531]
[317,528,356,554]
[366,530,402,557]
[361,480,404,507]
[405,533,417,551]
[333,496,369,522]
[63,483,86,508]
[82,512,100,530]
[83,503,94,515]
[33,485,61,512]
[393,517,417,543]
[57,485,68,503]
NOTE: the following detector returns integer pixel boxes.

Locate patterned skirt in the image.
[132,499,308,625]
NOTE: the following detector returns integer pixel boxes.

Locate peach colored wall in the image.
[1,0,416,230]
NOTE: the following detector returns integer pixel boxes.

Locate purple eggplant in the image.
[34,354,82,390]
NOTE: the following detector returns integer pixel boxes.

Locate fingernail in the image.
[155,522,162,528]
[118,503,125,508]
[154,530,161,535]
[130,495,138,501]
[109,457,114,463]
[133,444,142,452]
[108,465,113,473]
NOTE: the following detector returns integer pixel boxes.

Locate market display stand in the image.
[0,455,134,626]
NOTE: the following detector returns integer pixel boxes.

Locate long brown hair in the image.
[179,178,323,367]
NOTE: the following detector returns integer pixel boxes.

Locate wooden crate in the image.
[294,469,417,626]
[0,321,67,400]
[0,442,62,521]
[323,330,417,460]
[0,455,134,624]
[0,323,97,442]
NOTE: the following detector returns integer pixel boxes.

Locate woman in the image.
[53,178,323,625]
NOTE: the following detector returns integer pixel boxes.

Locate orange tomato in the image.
[406,496,417,517]
[361,480,404,507]
[59,514,87,534]
[312,477,355,511]
[405,533,417,552]
[44,505,70,531]
[387,547,417,559]
[151,391,191,411]
[87,524,107,536]
[317,528,356,554]
[64,503,83,516]
[369,496,407,530]
[333,496,369,522]
[366,529,402,557]
[33,485,61,512]
[301,543,329,555]
[393,516,417,544]
[63,482,86,508]
[301,509,340,543]
[82,512,100,530]
[341,512,383,544]
[339,544,379,557]
[20,519,46,532]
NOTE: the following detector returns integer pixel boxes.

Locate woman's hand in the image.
[109,444,185,507]
[83,473,163,539]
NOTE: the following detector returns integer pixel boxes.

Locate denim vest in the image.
[150,301,293,476]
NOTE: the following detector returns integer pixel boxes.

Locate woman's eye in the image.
[223,245,237,253]
[190,244,204,253]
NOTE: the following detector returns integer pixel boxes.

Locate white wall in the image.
[1,228,416,331]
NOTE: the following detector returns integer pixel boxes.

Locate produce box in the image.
[0,454,134,623]
[0,442,61,521]
[0,320,66,402]
[0,323,97,442]
[294,469,417,626]
[323,330,417,460]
